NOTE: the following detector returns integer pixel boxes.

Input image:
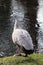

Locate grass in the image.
[0,54,43,65]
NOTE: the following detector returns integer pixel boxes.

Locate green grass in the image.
[0,54,43,65]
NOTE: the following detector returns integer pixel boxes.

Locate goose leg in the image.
[18,47,20,55]
[17,45,21,56]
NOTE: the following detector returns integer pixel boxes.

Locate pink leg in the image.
[18,47,20,55]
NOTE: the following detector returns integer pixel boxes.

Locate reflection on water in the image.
[0,0,43,56]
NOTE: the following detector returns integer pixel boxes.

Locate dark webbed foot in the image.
[14,53,22,56]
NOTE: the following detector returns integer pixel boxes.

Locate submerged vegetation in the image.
[0,54,43,65]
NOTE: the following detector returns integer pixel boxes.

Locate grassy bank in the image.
[0,54,43,65]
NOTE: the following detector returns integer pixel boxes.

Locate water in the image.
[0,0,14,56]
[0,0,43,56]
[37,0,43,53]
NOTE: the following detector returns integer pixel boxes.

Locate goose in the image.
[12,19,34,56]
